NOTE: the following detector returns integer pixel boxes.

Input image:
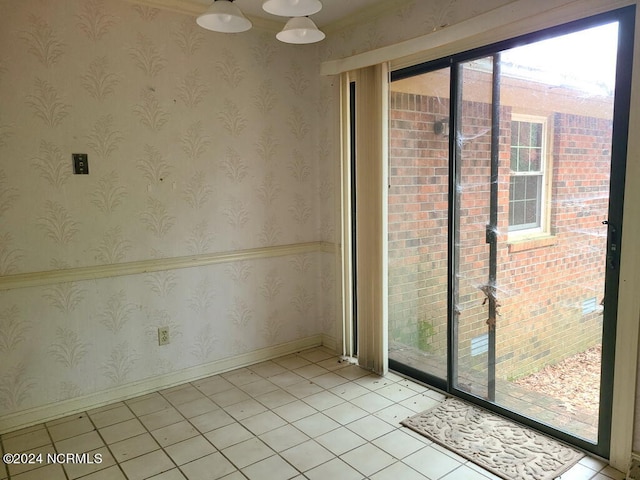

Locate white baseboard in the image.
[321,333,338,353]
[0,335,325,435]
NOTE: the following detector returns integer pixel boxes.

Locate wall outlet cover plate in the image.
[73,153,89,174]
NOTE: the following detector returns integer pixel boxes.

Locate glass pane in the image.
[455,57,494,400]
[532,123,543,147]
[510,147,518,171]
[511,121,545,173]
[524,176,540,201]
[511,200,525,226]
[519,148,530,171]
[388,11,627,456]
[509,175,543,230]
[523,198,538,224]
[512,177,525,200]
[530,147,542,172]
[518,123,531,145]
[451,21,617,444]
[494,22,618,442]
[388,67,450,380]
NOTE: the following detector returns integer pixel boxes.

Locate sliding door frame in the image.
[387,6,635,459]
[332,0,640,470]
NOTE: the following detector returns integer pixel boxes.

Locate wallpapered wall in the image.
[0,0,518,428]
[0,0,336,424]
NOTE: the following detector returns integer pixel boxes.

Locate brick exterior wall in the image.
[388,93,450,358]
[389,90,611,380]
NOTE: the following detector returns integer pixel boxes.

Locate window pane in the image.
[509,175,542,229]
[511,120,544,173]
[510,176,525,200]
[511,122,519,145]
[519,148,530,171]
[525,176,541,201]
[512,201,525,226]
[519,122,531,144]
[530,147,542,172]
[531,122,542,147]
[510,147,518,171]
[524,198,538,224]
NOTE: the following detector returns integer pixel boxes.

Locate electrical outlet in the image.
[158,327,170,346]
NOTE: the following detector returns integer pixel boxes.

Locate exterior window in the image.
[509,117,546,232]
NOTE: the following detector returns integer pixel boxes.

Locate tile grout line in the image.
[245,359,349,478]
[82,408,130,480]
[43,417,69,480]
[2,352,452,480]
[190,361,314,478]
[121,391,183,479]
[172,381,256,477]
[199,353,345,477]
[284,356,397,477]
[160,383,244,479]
[289,357,477,479]
[221,354,397,478]
[2,347,615,480]
[3,418,70,480]
[162,367,294,478]
[0,435,9,480]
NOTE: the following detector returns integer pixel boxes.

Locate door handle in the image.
[602,220,618,270]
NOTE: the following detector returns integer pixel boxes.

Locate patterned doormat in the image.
[401,397,584,480]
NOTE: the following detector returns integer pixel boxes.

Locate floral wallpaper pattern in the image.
[0,0,329,420]
[0,0,512,423]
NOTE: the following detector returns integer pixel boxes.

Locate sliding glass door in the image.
[388,7,634,457]
[388,65,451,388]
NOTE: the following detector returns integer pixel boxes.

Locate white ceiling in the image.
[190,0,386,28]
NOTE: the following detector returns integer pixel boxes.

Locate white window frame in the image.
[508,113,552,240]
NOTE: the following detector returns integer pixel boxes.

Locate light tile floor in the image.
[0,347,627,480]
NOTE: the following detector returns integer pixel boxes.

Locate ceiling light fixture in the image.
[196,0,252,33]
[196,0,325,44]
[276,16,325,44]
[262,0,322,17]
